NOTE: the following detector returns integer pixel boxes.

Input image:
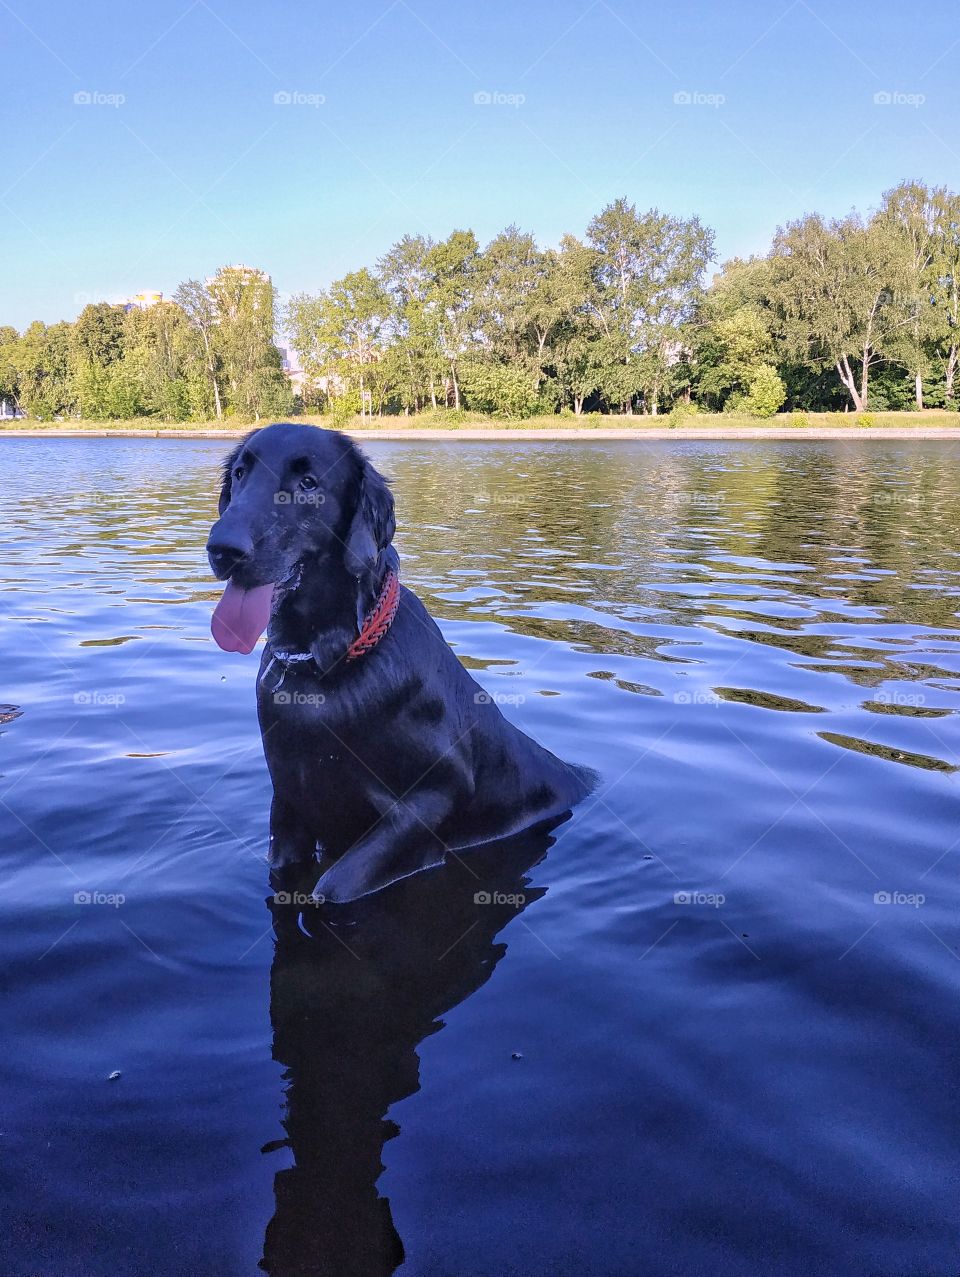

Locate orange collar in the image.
[345,568,401,662]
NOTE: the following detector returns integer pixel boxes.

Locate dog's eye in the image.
[300,475,318,492]
[233,466,245,481]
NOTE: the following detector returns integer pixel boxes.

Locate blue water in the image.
[1,438,959,1275]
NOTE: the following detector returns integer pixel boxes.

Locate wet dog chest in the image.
[256,663,470,807]
[258,670,390,780]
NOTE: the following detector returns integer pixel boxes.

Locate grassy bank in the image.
[2,409,959,435]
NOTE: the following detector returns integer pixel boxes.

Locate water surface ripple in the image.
[1,439,958,1275]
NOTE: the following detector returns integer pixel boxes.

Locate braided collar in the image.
[264,568,401,683]
[344,568,401,661]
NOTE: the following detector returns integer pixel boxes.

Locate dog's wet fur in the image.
[207,422,595,902]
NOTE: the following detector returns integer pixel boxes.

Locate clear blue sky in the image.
[3,0,957,330]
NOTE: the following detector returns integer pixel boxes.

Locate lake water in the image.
[1,438,959,1276]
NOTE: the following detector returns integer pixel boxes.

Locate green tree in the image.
[71,302,125,366]
[565,198,714,414]
[879,181,944,409]
[471,227,561,397]
[769,212,905,411]
[288,268,393,415]
[0,326,20,411]
[693,257,780,410]
[121,302,196,419]
[15,321,74,419]
[376,234,437,411]
[424,230,480,410]
[549,236,606,413]
[70,302,127,418]
[926,189,960,405]
[174,279,224,420]
[735,363,787,417]
[205,266,290,420]
[459,360,542,417]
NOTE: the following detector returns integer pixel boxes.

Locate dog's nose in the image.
[207,534,252,578]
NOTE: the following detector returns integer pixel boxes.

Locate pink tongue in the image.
[211,580,275,654]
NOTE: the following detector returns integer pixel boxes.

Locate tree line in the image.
[0,266,291,422]
[4,182,959,422]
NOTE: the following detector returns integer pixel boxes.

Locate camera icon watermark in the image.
[273,690,325,706]
[74,690,125,707]
[274,490,325,505]
[473,489,525,505]
[673,90,725,108]
[874,690,925,707]
[73,289,127,307]
[873,90,925,108]
[474,689,526,707]
[74,890,125,907]
[873,491,917,505]
[474,889,526,907]
[273,90,325,107]
[473,90,526,107]
[73,90,125,108]
[873,890,925,907]
[674,890,725,907]
[272,890,325,906]
[673,690,720,707]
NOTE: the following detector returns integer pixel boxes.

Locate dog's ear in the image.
[218,431,258,515]
[343,454,396,576]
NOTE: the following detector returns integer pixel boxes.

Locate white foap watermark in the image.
[673,690,720,707]
[673,90,725,108]
[74,691,125,707]
[874,890,925,908]
[273,90,326,107]
[474,690,526,707]
[674,890,725,907]
[473,490,525,506]
[74,890,125,907]
[273,691,326,707]
[474,890,525,907]
[874,690,925,708]
[873,90,925,108]
[473,90,525,107]
[275,490,325,505]
[273,891,326,906]
[73,90,125,108]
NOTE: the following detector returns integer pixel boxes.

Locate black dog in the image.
[207,422,594,902]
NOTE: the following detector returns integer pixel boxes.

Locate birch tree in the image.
[769,213,905,411]
[879,182,942,409]
[423,230,480,410]
[287,269,393,414]
[569,199,713,413]
[175,279,224,420]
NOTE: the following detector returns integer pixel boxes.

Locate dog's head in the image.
[206,422,395,653]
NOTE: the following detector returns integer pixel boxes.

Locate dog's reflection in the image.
[259,821,563,1277]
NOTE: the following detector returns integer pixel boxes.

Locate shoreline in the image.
[3,426,960,441]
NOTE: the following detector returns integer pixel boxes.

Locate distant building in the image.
[278,345,307,397]
[204,266,273,320]
[204,264,270,289]
[124,290,163,313]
